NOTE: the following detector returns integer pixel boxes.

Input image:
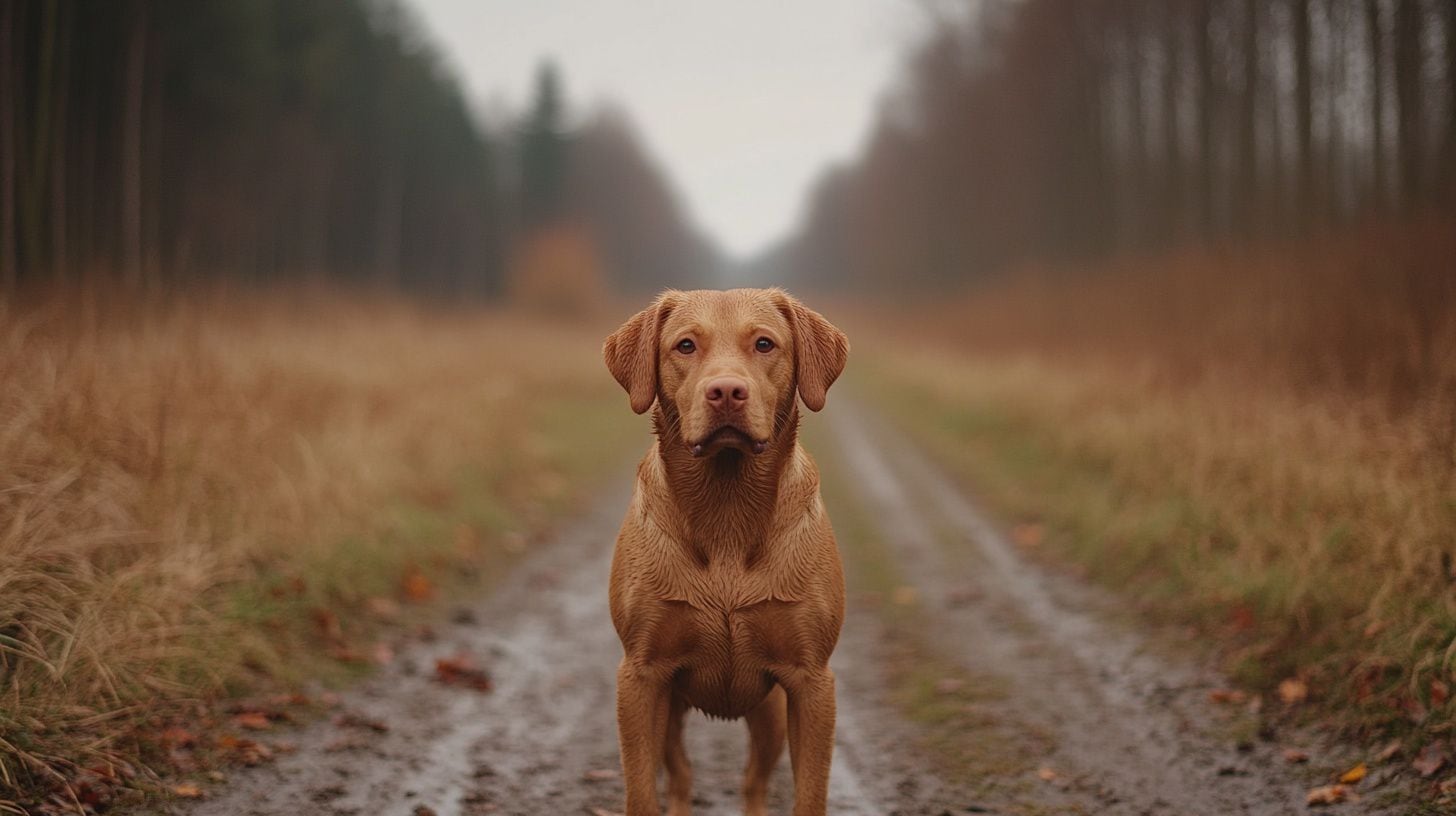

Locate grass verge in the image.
[0,289,638,813]
[853,344,1456,768]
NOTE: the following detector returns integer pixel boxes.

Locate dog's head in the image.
[603,288,848,458]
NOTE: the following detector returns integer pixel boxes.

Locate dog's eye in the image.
[676,339,696,354]
[755,337,775,353]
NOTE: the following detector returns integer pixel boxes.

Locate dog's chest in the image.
[671,598,792,718]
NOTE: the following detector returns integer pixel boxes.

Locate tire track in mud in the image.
[187,402,1400,816]
[826,399,1401,815]
[185,471,963,816]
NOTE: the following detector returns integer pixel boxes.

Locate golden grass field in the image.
[849,219,1456,746]
[0,289,636,810]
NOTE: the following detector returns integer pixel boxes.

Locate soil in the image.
[183,401,1403,816]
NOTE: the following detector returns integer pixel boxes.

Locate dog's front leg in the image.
[785,668,836,816]
[617,659,672,815]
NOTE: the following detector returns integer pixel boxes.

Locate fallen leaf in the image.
[334,712,390,733]
[325,646,370,664]
[170,783,205,799]
[1278,677,1308,705]
[1209,688,1248,704]
[1306,784,1349,806]
[403,569,434,602]
[1228,604,1256,632]
[1413,742,1449,777]
[215,735,273,766]
[1338,762,1366,784]
[160,727,197,748]
[312,608,343,643]
[435,654,494,692]
[583,768,619,781]
[1282,748,1310,764]
[365,596,402,620]
[1011,522,1044,549]
[232,712,272,731]
[1433,680,1450,707]
[412,807,437,816]
[1036,767,1057,782]
[1374,740,1402,763]
[266,692,310,707]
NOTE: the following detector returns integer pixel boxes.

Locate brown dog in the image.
[602,288,849,816]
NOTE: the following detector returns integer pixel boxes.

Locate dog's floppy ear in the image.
[603,292,675,414]
[778,291,849,412]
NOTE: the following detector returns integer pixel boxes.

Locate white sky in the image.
[405,0,914,260]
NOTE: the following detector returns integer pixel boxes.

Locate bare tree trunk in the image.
[1238,0,1260,235]
[1194,0,1215,236]
[1393,0,1423,213]
[1162,1,1184,243]
[1366,0,1386,210]
[0,1,16,288]
[1324,0,1346,222]
[1442,0,1456,204]
[1123,1,1147,248]
[1292,0,1313,228]
[122,0,147,287]
[374,161,402,288]
[50,0,70,284]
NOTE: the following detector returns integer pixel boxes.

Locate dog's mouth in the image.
[690,425,768,458]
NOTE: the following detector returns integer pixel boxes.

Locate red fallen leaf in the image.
[1282,748,1310,764]
[326,645,370,664]
[232,712,272,731]
[334,712,390,733]
[372,642,395,665]
[1278,678,1308,705]
[215,735,273,766]
[583,768,619,781]
[266,692,310,707]
[171,783,205,799]
[1228,604,1256,632]
[1011,522,1044,549]
[1209,688,1248,704]
[312,608,343,643]
[1414,742,1449,777]
[435,654,493,692]
[1306,784,1349,806]
[365,596,402,620]
[160,726,198,748]
[402,569,434,602]
[1432,680,1450,707]
[1400,695,1429,723]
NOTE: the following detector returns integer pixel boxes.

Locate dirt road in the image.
[188,401,1394,816]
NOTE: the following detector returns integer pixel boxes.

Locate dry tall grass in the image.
[0,287,631,807]
[853,219,1456,741]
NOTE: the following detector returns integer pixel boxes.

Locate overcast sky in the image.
[406,0,913,260]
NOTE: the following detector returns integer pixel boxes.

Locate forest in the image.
[0,0,715,297]
[777,0,1456,291]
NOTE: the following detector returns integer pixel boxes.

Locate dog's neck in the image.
[653,403,800,563]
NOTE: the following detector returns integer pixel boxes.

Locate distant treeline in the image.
[776,0,1456,290]
[0,0,715,295]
